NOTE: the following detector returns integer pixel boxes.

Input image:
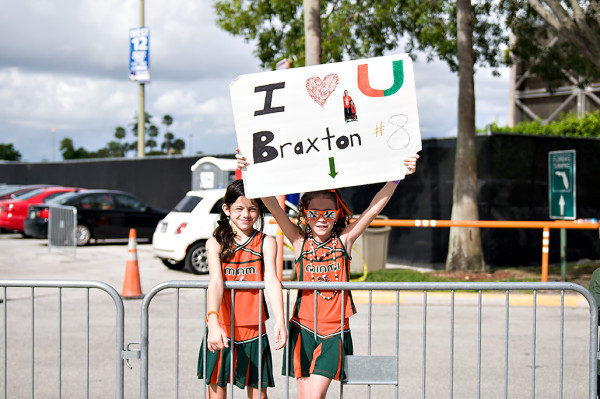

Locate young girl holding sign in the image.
[197,179,287,399]
[237,151,418,398]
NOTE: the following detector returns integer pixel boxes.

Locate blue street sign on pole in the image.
[129,27,150,83]
[549,150,576,220]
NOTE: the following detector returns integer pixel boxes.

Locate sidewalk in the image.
[346,262,594,308]
[351,289,590,307]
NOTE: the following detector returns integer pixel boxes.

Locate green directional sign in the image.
[549,150,576,220]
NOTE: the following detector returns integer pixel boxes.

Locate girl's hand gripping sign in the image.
[230,53,422,199]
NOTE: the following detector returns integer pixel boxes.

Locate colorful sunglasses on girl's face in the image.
[305,209,339,221]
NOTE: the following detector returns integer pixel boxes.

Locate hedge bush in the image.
[483,111,600,138]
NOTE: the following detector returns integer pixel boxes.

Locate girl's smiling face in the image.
[305,196,338,241]
[223,196,259,235]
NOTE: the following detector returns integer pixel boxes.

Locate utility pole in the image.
[51,128,56,162]
[137,0,145,158]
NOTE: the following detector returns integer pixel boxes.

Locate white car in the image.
[152,189,297,274]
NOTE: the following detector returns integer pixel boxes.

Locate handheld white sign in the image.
[230,53,422,198]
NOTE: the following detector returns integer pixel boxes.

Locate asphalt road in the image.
[0,233,596,398]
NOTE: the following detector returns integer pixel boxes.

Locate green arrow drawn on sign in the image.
[328,157,338,178]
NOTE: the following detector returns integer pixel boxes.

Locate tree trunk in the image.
[445,0,485,272]
[303,0,321,66]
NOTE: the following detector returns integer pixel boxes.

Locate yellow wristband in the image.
[206,311,221,323]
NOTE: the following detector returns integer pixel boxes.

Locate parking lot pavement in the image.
[1,233,595,398]
[0,233,206,288]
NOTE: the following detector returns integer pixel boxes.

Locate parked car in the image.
[0,186,83,234]
[152,189,298,274]
[24,190,169,245]
[0,185,22,197]
[0,184,57,200]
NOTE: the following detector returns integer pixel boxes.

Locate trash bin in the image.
[350,215,391,274]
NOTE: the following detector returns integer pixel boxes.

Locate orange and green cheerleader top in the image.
[292,233,356,335]
[218,230,269,339]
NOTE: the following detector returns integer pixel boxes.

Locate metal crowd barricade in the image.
[48,205,77,258]
[0,280,125,399]
[138,280,599,399]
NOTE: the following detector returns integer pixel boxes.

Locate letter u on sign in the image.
[357,60,404,97]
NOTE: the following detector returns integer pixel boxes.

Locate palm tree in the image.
[161,115,175,154]
[162,115,173,134]
[114,126,126,157]
[147,125,159,152]
[162,132,175,154]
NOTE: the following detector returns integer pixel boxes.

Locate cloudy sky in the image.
[0,0,509,162]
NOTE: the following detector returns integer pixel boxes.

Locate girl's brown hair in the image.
[296,189,351,236]
[213,179,265,262]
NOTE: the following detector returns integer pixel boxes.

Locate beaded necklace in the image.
[307,232,339,300]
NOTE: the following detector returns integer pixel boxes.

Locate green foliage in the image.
[363,268,540,283]
[58,114,188,160]
[213,0,508,72]
[397,0,507,73]
[500,0,600,91]
[146,150,167,156]
[0,144,22,161]
[214,0,413,69]
[488,111,600,138]
[60,138,91,159]
[364,268,450,283]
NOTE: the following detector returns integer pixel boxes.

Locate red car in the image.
[0,187,83,234]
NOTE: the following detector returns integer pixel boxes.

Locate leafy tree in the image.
[214,0,507,271]
[502,0,600,90]
[391,0,503,271]
[304,0,321,65]
[214,0,405,69]
[525,0,600,70]
[172,138,186,155]
[104,141,124,157]
[0,144,22,161]
[60,138,91,160]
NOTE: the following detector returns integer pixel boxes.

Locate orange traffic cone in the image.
[121,228,144,299]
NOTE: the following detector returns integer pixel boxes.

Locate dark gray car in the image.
[25,189,168,245]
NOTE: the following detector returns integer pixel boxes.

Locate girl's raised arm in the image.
[261,196,303,247]
[236,150,303,247]
[262,235,287,350]
[341,154,419,249]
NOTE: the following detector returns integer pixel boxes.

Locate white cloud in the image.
[0,0,509,162]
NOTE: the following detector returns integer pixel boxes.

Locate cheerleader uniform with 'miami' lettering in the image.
[283,232,356,381]
[197,231,274,389]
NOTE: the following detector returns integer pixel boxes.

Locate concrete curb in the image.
[351,290,591,307]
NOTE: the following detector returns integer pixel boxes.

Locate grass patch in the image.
[352,260,600,287]
[361,268,451,282]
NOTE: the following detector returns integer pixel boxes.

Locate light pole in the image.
[137,0,146,158]
[51,128,56,162]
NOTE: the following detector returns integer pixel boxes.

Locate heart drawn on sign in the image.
[305,73,339,107]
